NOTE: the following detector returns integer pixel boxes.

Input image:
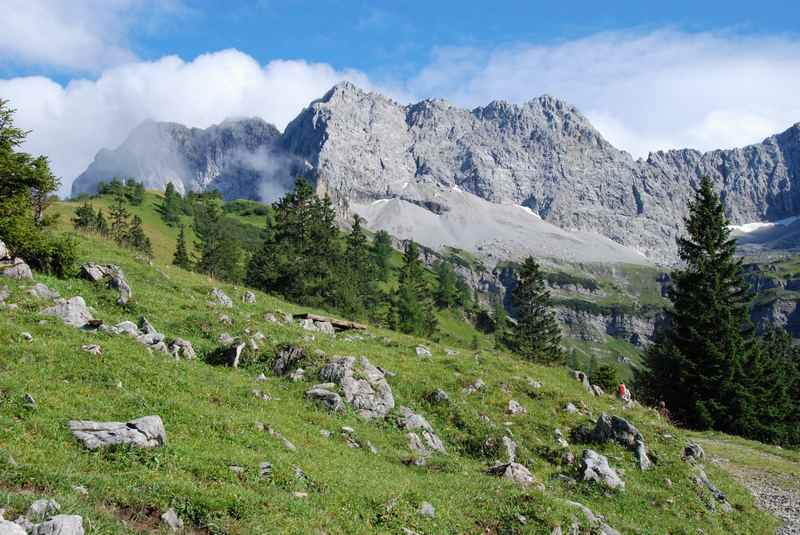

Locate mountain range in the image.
[72,81,800,264]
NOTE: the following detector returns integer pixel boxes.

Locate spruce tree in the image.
[126,179,145,205]
[434,260,460,308]
[641,177,752,431]
[339,215,376,316]
[173,224,192,269]
[126,215,152,255]
[392,241,437,336]
[160,182,183,225]
[108,196,130,244]
[509,256,565,365]
[194,199,243,281]
[72,201,96,231]
[371,230,393,282]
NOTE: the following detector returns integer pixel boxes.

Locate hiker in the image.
[617,383,632,402]
[658,401,671,422]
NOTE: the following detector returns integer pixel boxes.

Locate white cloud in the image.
[409,30,800,157]
[0,0,184,73]
[0,50,380,195]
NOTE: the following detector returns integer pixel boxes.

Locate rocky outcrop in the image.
[80,263,131,305]
[73,83,800,264]
[41,297,93,328]
[319,356,395,420]
[580,449,624,489]
[0,239,32,280]
[68,415,166,450]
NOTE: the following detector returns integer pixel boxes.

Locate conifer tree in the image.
[509,256,565,365]
[126,179,145,205]
[434,260,460,308]
[72,201,96,231]
[641,177,753,431]
[194,199,243,281]
[126,215,152,255]
[173,224,192,269]
[392,241,437,336]
[108,196,130,243]
[160,182,183,225]
[371,230,393,282]
[339,215,376,316]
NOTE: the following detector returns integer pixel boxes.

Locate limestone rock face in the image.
[319,356,395,419]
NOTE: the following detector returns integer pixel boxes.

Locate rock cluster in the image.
[579,449,624,489]
[80,263,131,305]
[319,356,395,420]
[4,498,85,535]
[397,406,446,461]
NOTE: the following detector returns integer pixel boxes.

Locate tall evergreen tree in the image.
[173,224,192,269]
[434,260,460,309]
[392,241,437,336]
[509,256,565,365]
[371,230,393,282]
[159,182,183,225]
[194,199,243,281]
[95,208,109,237]
[338,215,376,316]
[640,177,753,431]
[126,215,152,255]
[126,179,145,205]
[246,178,341,304]
[108,196,130,243]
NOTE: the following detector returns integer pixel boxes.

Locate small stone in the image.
[80,344,102,355]
[320,429,332,438]
[580,449,624,489]
[418,502,435,518]
[259,462,272,479]
[289,368,306,382]
[487,462,536,487]
[563,403,578,414]
[462,379,485,395]
[218,314,232,325]
[428,389,450,403]
[23,393,36,408]
[160,508,183,531]
[27,499,60,520]
[415,345,432,358]
[507,399,526,415]
[665,478,673,488]
[243,291,256,304]
[72,485,88,496]
[255,373,267,382]
[21,332,32,342]
[367,441,379,455]
[292,492,308,498]
[229,465,244,474]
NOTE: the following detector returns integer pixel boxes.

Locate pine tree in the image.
[173,224,192,269]
[194,200,243,281]
[591,364,619,392]
[159,182,183,225]
[509,256,565,365]
[641,177,753,431]
[392,241,437,336]
[246,178,340,304]
[108,196,130,244]
[434,260,460,308]
[72,201,96,231]
[339,215,376,316]
[371,230,393,282]
[126,215,152,255]
[126,179,145,205]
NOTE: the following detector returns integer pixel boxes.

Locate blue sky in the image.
[2,0,800,193]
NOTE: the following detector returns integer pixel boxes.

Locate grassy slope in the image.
[0,228,782,533]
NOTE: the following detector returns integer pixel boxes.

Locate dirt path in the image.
[697,437,800,534]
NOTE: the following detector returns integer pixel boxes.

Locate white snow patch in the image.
[729,216,800,233]
[371,198,390,205]
[514,205,541,219]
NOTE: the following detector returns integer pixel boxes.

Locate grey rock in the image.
[319,356,394,420]
[80,344,102,355]
[80,264,131,304]
[28,283,59,300]
[0,258,33,280]
[418,502,435,518]
[298,318,317,331]
[563,500,621,535]
[396,406,446,454]
[684,442,705,462]
[267,426,296,451]
[554,428,569,448]
[589,413,644,448]
[563,403,578,414]
[580,449,624,489]
[259,462,272,479]
[242,290,256,304]
[68,415,166,450]
[571,370,594,395]
[169,338,196,360]
[23,393,36,408]
[502,436,517,463]
[415,345,432,358]
[0,240,8,259]
[487,462,536,487]
[111,320,139,337]
[210,288,233,308]
[30,515,84,535]
[255,373,267,382]
[109,275,132,305]
[305,386,344,412]
[161,508,183,531]
[273,345,305,376]
[694,467,733,512]
[636,439,653,471]
[315,321,335,335]
[507,399,526,415]
[289,368,306,382]
[0,519,26,535]
[41,297,93,328]
[72,118,288,201]
[462,378,485,395]
[26,499,60,521]
[72,486,88,496]
[0,285,9,303]
[427,388,450,404]
[21,332,32,342]
[218,332,235,346]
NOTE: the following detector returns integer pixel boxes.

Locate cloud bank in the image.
[0,50,376,196]
[411,30,800,157]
